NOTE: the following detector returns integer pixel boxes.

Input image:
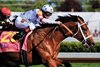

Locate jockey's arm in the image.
[37,11,61,25]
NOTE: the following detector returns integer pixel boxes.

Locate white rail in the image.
[57,53,100,62]
[63,37,100,42]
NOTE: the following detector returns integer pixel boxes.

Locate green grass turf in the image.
[72,63,100,67]
[20,63,100,67]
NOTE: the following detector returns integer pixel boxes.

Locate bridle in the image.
[61,21,93,43]
[72,22,92,42]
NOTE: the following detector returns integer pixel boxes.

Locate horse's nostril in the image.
[91,42,95,46]
[93,43,95,46]
[82,40,86,44]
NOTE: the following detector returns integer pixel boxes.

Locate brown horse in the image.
[0,15,95,67]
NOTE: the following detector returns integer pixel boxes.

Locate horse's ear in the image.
[68,14,72,16]
[77,16,84,22]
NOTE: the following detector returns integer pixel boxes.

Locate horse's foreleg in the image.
[44,55,57,67]
[27,52,32,64]
[52,51,63,66]
[55,59,63,66]
[55,58,72,67]
[36,47,57,67]
[52,54,62,66]
[58,59,72,67]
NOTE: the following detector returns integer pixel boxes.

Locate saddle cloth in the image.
[0,31,32,53]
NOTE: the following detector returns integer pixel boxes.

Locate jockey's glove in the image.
[56,21,62,25]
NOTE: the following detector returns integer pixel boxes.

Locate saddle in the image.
[0,16,30,66]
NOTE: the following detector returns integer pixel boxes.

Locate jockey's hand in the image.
[9,22,14,25]
[56,21,62,25]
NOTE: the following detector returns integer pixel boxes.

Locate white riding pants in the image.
[15,16,35,30]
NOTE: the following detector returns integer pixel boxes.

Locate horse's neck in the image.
[35,27,65,44]
[46,27,66,43]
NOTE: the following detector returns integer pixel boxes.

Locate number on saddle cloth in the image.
[0,31,20,52]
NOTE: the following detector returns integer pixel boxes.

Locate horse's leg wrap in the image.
[43,53,57,67]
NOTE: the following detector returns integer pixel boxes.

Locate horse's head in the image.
[56,14,95,48]
[75,16,95,48]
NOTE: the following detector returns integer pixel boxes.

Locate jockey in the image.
[0,7,11,21]
[0,7,13,30]
[13,4,61,40]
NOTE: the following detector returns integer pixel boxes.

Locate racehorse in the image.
[0,15,95,67]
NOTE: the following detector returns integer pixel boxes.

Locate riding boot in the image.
[13,30,27,40]
[19,32,29,67]
[13,28,29,67]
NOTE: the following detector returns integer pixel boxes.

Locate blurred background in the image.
[0,0,100,12]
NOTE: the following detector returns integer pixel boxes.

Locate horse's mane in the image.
[56,14,84,23]
[37,24,57,29]
[39,14,84,28]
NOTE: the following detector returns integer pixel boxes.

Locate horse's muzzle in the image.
[82,40,95,48]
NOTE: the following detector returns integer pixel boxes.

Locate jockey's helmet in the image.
[0,7,11,19]
[41,4,53,17]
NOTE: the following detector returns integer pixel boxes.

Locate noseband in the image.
[72,22,92,42]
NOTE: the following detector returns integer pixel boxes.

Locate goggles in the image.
[43,11,52,16]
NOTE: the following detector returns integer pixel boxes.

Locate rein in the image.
[28,26,57,53]
[60,23,73,34]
